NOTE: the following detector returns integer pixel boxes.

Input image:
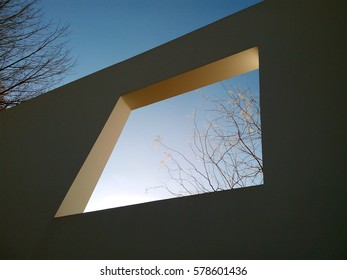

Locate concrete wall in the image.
[1,0,346,259]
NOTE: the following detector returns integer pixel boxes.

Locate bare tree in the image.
[0,0,75,110]
[154,85,263,197]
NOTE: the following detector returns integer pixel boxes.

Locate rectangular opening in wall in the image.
[85,70,262,213]
[55,47,261,217]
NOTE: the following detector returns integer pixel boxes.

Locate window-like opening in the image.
[85,69,262,212]
[55,47,260,217]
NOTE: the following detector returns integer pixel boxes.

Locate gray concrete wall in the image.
[1,0,346,259]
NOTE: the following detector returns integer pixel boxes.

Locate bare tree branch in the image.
[154,84,263,197]
[0,0,76,110]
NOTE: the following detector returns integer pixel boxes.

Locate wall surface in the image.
[1,0,347,259]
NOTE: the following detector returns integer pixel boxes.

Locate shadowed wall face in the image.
[1,1,346,259]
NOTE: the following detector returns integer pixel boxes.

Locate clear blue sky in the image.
[41,0,261,85]
[40,0,262,212]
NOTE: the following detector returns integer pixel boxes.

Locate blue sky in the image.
[41,0,261,85]
[40,0,262,212]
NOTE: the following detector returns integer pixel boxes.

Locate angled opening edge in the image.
[55,47,259,217]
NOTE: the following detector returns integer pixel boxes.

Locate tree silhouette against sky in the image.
[155,84,263,197]
[0,0,75,110]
